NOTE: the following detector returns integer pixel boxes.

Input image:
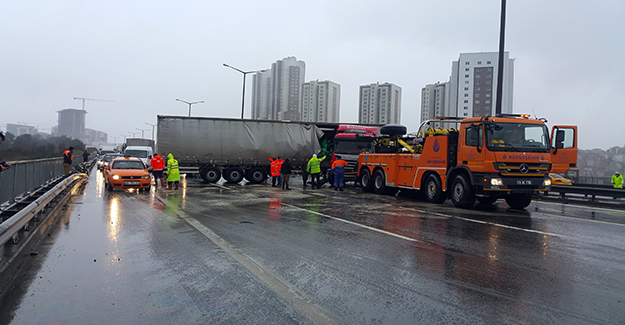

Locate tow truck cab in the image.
[357,114,577,209]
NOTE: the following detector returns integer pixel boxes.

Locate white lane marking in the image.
[283,203,565,239]
[535,201,625,226]
[282,203,420,242]
[155,195,338,325]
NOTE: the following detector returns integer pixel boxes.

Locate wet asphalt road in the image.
[1,169,624,324]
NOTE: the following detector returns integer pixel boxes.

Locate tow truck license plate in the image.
[516,180,532,185]
[125,181,140,185]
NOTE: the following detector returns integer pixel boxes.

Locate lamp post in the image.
[136,128,149,139]
[128,131,137,138]
[145,122,156,142]
[176,98,204,117]
[223,63,267,119]
[119,134,127,143]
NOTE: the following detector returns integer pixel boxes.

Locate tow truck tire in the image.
[245,167,267,184]
[424,174,446,203]
[225,167,245,183]
[505,194,532,210]
[361,169,373,192]
[200,166,221,183]
[476,196,498,205]
[380,124,407,136]
[451,175,475,208]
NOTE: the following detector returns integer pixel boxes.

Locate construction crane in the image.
[73,97,115,110]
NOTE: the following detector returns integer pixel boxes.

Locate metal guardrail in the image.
[549,185,625,200]
[0,173,87,246]
[0,157,66,206]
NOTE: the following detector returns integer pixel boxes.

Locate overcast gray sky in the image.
[1,0,623,150]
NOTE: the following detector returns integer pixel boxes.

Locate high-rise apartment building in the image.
[6,123,38,137]
[301,80,341,123]
[449,52,514,118]
[358,83,401,125]
[57,109,86,140]
[251,56,305,121]
[421,82,450,129]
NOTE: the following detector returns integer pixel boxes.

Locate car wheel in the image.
[423,174,445,203]
[245,167,267,184]
[225,167,245,183]
[200,166,221,183]
[505,194,532,210]
[361,168,373,192]
[450,175,475,208]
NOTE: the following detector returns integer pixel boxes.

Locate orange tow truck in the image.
[357,114,577,209]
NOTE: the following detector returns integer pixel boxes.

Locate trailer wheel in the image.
[360,169,373,192]
[423,174,446,203]
[200,166,221,183]
[245,167,267,184]
[476,196,498,205]
[225,167,245,183]
[505,194,532,210]
[450,175,475,208]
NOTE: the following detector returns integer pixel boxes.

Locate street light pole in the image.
[136,128,149,139]
[145,122,156,142]
[175,98,204,117]
[128,131,137,138]
[223,63,267,119]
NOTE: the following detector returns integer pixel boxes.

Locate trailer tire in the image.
[200,166,221,183]
[225,167,245,183]
[450,175,475,208]
[423,174,446,203]
[505,194,532,210]
[360,169,373,192]
[476,196,498,205]
[245,167,267,184]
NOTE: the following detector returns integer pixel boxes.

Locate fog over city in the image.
[1,1,623,150]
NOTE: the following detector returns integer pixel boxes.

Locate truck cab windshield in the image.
[125,150,148,158]
[334,139,374,154]
[485,122,549,152]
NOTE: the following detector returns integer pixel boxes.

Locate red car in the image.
[103,157,151,191]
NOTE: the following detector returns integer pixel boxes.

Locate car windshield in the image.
[125,150,148,158]
[551,173,566,178]
[485,122,550,152]
[111,160,145,169]
[104,154,124,162]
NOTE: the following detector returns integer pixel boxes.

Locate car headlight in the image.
[142,175,151,179]
[491,178,504,186]
[112,175,120,180]
[543,178,552,186]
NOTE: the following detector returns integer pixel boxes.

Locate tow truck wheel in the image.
[451,175,475,208]
[200,166,221,183]
[505,194,532,210]
[245,167,267,184]
[225,167,245,183]
[476,196,498,205]
[423,174,446,203]
[361,169,373,192]
[373,170,386,194]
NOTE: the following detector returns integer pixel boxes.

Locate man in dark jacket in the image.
[63,146,74,175]
[281,158,292,190]
[0,132,11,173]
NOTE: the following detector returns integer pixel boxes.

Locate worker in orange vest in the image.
[269,157,280,187]
[62,146,74,175]
[331,155,348,191]
[149,153,166,188]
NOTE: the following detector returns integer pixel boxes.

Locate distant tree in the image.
[0,133,85,161]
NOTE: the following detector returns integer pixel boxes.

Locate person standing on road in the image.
[276,157,284,187]
[269,157,280,187]
[165,153,180,190]
[331,155,348,191]
[63,146,74,175]
[281,158,292,190]
[300,158,309,189]
[0,132,11,173]
[150,152,166,189]
[612,172,623,189]
[82,150,89,163]
[307,153,326,189]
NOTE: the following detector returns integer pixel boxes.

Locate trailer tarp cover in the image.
[157,116,322,165]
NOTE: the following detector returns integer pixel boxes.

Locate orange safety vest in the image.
[269,158,280,176]
[63,150,73,164]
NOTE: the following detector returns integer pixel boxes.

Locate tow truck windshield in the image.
[485,122,550,152]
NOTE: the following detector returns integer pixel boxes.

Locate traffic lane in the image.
[180,179,625,324]
[0,171,313,325]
